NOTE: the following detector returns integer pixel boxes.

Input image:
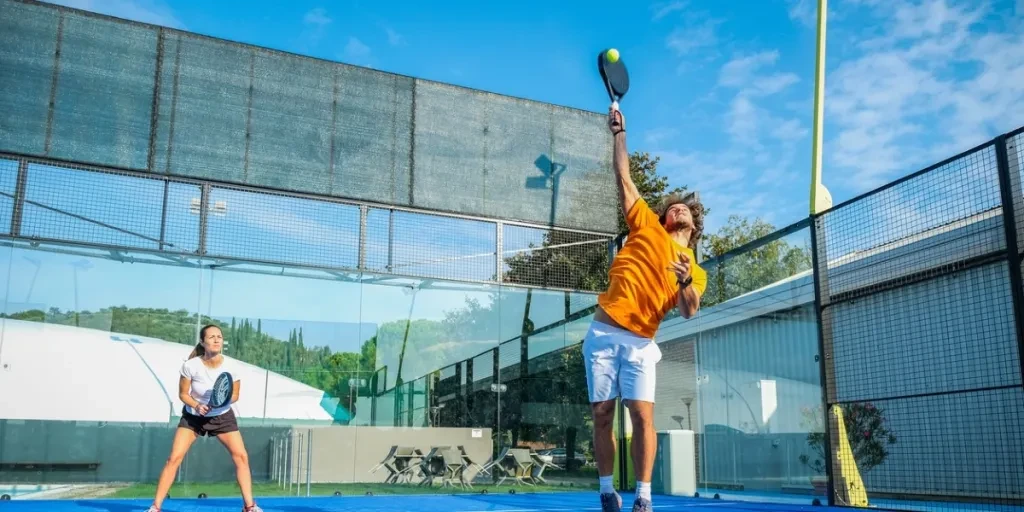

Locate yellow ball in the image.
[606,48,619,63]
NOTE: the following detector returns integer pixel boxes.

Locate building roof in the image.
[0,319,344,423]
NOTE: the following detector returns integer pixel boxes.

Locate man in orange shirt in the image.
[588,105,707,512]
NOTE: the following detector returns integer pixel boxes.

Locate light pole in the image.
[682,397,693,430]
[69,259,92,326]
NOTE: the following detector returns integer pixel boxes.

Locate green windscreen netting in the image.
[0,0,617,233]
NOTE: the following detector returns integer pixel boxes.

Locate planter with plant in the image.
[798,402,896,495]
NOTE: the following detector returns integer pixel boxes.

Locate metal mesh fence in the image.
[644,126,1024,510]
[0,159,18,235]
[1010,132,1024,253]
[812,130,1024,510]
[0,155,613,291]
[501,223,611,291]
[0,0,617,233]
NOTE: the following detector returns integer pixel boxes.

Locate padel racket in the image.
[597,48,630,109]
[207,372,233,411]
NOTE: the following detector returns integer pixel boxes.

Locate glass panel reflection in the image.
[0,216,603,499]
[0,240,204,500]
[652,225,824,506]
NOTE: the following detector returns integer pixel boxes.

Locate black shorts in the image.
[178,407,239,437]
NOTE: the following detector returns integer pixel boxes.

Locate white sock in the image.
[637,481,652,501]
[599,475,615,494]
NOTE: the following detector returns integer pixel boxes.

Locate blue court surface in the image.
[0,492,909,512]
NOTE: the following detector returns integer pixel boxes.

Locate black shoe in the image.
[600,492,622,512]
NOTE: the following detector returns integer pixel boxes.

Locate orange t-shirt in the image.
[597,198,707,339]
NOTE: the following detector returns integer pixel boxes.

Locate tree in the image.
[503,151,696,292]
[699,215,813,307]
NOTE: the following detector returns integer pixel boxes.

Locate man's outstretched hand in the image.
[608,105,625,135]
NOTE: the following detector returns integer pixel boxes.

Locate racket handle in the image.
[611,101,619,111]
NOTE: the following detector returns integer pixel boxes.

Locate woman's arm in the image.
[178,375,209,414]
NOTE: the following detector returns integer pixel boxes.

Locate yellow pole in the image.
[809,0,832,214]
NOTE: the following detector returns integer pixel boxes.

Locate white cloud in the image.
[717,51,804,152]
[787,0,817,27]
[786,0,844,29]
[653,150,747,192]
[643,127,680,147]
[303,7,332,27]
[342,37,373,66]
[645,43,808,230]
[647,145,799,233]
[384,26,405,46]
[43,0,184,29]
[772,118,807,142]
[652,1,688,20]
[727,95,760,145]
[298,7,332,50]
[719,51,800,95]
[825,0,1024,192]
[719,51,780,87]
[666,22,719,57]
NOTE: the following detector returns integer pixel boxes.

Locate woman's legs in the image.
[152,427,198,509]
[217,430,255,508]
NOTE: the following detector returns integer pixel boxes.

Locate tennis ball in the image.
[606,48,619,63]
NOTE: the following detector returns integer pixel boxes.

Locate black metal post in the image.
[44,13,64,157]
[10,160,28,236]
[197,184,210,256]
[147,28,164,172]
[994,135,1024,393]
[158,180,169,250]
[242,50,255,183]
[808,213,837,506]
[465,359,473,430]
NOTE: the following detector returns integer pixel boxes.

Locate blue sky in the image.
[5,0,1023,357]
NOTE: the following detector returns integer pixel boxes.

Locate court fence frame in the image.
[0,0,1022,505]
[650,124,1024,510]
[0,121,1020,510]
[0,151,615,291]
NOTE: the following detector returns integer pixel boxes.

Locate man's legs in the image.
[620,339,661,511]
[592,400,620,503]
[625,400,656,504]
[583,322,623,511]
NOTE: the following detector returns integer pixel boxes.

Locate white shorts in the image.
[583,320,663,404]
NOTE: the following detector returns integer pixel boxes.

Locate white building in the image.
[0,319,340,423]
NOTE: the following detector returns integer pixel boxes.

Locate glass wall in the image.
[0,158,605,501]
[652,222,826,504]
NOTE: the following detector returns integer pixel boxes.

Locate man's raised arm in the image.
[609,106,641,218]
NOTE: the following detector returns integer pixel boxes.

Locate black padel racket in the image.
[208,372,233,412]
[598,48,630,109]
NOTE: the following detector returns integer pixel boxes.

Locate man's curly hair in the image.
[656,191,704,251]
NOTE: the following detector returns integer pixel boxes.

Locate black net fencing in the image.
[811,126,1024,510]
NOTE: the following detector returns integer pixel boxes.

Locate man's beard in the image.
[666,219,692,234]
